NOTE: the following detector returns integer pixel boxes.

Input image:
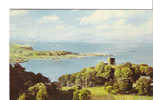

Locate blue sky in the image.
[10,10,153,43]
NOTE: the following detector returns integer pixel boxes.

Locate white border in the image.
[9,0,152,9]
[0,0,152,100]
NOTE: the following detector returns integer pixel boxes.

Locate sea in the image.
[17,42,153,81]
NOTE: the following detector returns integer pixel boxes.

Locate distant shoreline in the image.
[10,44,112,63]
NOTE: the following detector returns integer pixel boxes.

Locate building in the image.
[107,57,116,65]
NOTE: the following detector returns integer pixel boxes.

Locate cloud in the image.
[10,10,28,16]
[78,10,153,43]
[80,10,123,24]
[80,10,151,25]
[38,15,60,23]
[10,10,153,43]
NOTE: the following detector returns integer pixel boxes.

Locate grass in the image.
[62,86,153,100]
[85,86,109,96]
[113,95,153,100]
[62,86,76,91]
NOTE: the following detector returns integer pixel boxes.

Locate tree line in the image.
[58,62,153,95]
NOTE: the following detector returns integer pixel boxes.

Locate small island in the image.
[10,44,112,63]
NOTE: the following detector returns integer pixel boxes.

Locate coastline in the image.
[10,43,112,63]
[10,53,112,63]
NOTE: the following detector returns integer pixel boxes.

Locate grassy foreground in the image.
[62,86,153,100]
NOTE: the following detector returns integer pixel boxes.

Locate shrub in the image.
[28,83,48,100]
[73,89,80,100]
[118,79,132,93]
[79,89,90,100]
[95,62,105,72]
[72,89,91,100]
[111,89,119,94]
[115,66,134,79]
[135,77,151,95]
[106,86,113,93]
[104,80,114,86]
[18,93,26,100]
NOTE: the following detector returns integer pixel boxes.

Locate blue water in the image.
[20,42,153,81]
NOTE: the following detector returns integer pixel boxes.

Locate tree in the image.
[35,73,50,83]
[111,79,132,94]
[132,64,141,81]
[106,86,113,93]
[72,89,90,100]
[95,61,105,72]
[114,65,134,82]
[145,67,153,78]
[10,64,50,100]
[96,65,113,79]
[79,89,90,100]
[95,62,114,85]
[73,89,80,100]
[139,64,153,78]
[118,79,132,93]
[135,78,151,95]
[58,75,67,86]
[14,63,25,72]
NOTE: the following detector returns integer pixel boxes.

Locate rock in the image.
[20,45,33,50]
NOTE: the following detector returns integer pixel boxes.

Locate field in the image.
[62,86,153,100]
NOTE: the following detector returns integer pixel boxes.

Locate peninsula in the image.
[10,44,112,63]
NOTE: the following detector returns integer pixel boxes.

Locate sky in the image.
[10,10,153,43]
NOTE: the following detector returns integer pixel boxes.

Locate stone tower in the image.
[107,57,115,65]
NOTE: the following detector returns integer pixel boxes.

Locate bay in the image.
[20,42,153,81]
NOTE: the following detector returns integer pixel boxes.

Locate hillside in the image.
[10,63,91,100]
[59,61,153,100]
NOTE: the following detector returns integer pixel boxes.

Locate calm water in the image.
[20,42,153,81]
